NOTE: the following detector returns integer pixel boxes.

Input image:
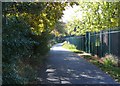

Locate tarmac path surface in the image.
[37,43,117,84]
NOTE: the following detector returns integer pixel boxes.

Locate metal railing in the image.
[65,29,120,59]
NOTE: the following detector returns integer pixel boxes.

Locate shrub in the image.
[48,39,58,48]
[103,58,114,67]
[3,63,24,84]
[103,54,119,66]
[2,15,49,84]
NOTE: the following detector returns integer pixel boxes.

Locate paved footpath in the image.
[37,43,117,84]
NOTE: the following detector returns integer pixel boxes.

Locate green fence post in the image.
[86,32,88,52]
[101,31,103,57]
[94,32,96,56]
[80,37,81,50]
[88,32,90,53]
[84,36,85,51]
[86,32,90,53]
[91,33,95,55]
[89,32,91,53]
[100,31,102,57]
[109,29,111,54]
[81,36,84,50]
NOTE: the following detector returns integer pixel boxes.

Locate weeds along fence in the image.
[65,29,120,59]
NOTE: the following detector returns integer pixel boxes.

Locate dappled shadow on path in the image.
[36,43,117,84]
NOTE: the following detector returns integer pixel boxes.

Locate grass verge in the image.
[62,42,83,53]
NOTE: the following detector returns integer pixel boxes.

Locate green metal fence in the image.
[65,29,120,58]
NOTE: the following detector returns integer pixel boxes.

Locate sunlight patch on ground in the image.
[50,43,70,51]
[51,46,69,51]
[78,52,91,56]
[46,69,56,73]
[61,80,71,84]
[47,73,55,76]
[80,74,104,80]
[47,78,59,82]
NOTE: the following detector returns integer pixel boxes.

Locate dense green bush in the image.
[2,16,48,84]
[48,39,58,48]
[29,32,50,55]
[2,2,68,84]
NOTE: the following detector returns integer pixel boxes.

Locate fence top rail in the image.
[91,30,120,36]
[65,30,120,39]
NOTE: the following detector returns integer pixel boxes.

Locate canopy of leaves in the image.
[64,2,120,36]
[51,21,67,37]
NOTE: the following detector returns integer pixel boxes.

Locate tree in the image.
[51,21,67,37]
[2,2,68,84]
[64,2,120,36]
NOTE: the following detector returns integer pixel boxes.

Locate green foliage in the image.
[62,41,83,53]
[2,15,38,84]
[53,21,67,37]
[65,2,120,36]
[3,61,36,84]
[48,39,58,48]
[2,2,67,84]
[101,54,120,67]
[103,58,114,67]
[62,42,76,49]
